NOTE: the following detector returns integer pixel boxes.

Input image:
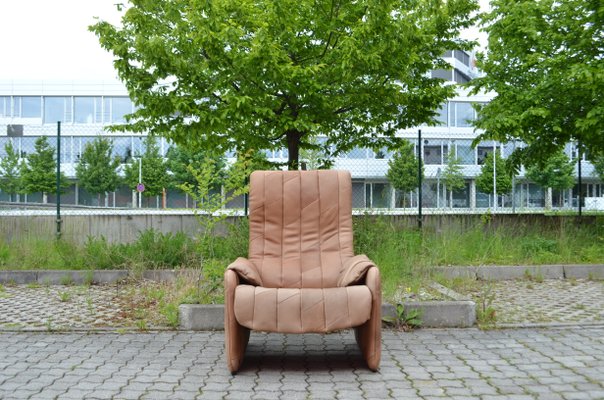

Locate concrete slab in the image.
[183,300,477,331]
[0,270,37,284]
[179,304,224,330]
[37,270,86,285]
[564,265,604,280]
[475,265,564,280]
[93,270,129,284]
[432,266,478,280]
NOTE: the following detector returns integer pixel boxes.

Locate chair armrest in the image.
[227,257,263,286]
[337,254,376,287]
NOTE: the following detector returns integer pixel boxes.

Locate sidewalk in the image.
[1,327,603,399]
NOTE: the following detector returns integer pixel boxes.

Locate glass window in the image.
[44,97,72,124]
[423,141,443,165]
[477,145,493,165]
[20,97,41,118]
[111,97,132,123]
[111,137,132,162]
[435,103,448,126]
[0,97,9,117]
[454,102,475,127]
[371,183,391,208]
[456,141,475,164]
[74,97,95,123]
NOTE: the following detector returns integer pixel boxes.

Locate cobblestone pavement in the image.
[458,279,604,325]
[1,327,604,400]
[0,284,168,330]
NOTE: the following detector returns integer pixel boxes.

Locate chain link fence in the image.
[0,123,603,217]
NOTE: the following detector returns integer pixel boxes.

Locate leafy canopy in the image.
[387,140,423,194]
[470,0,604,166]
[20,137,70,195]
[442,149,465,192]
[525,150,575,191]
[0,141,21,199]
[475,151,512,195]
[75,137,122,195]
[124,136,170,197]
[91,0,478,169]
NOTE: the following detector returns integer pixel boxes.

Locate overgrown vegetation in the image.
[1,215,603,303]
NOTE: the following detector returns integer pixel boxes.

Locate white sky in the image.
[0,0,489,81]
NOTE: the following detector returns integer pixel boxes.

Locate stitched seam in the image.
[318,171,323,289]
[280,172,284,288]
[299,172,302,289]
[261,173,267,285]
[337,172,344,280]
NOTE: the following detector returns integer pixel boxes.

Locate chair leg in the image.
[225,269,250,373]
[355,267,382,371]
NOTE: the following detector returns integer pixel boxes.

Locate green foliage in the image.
[525,151,575,191]
[91,0,478,169]
[124,136,170,197]
[470,0,604,167]
[589,152,604,181]
[442,149,465,207]
[181,149,258,259]
[475,151,512,195]
[75,137,122,197]
[165,144,226,189]
[0,141,21,200]
[20,136,71,196]
[387,140,423,207]
[383,303,422,331]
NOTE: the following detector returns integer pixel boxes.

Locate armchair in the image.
[225,170,381,372]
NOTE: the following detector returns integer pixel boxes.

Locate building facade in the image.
[1,51,602,211]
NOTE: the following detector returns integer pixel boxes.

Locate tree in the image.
[124,136,170,201]
[590,152,604,182]
[525,150,575,208]
[475,151,512,206]
[442,149,465,208]
[20,136,70,202]
[166,144,226,189]
[387,140,423,208]
[75,137,122,205]
[91,0,478,170]
[470,0,604,167]
[0,141,21,201]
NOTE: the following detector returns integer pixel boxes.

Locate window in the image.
[20,97,42,118]
[111,97,132,123]
[477,145,493,165]
[456,141,475,164]
[435,103,448,126]
[423,141,447,165]
[431,69,452,81]
[345,147,367,159]
[454,50,470,66]
[451,102,475,127]
[44,97,72,124]
[74,97,95,123]
[0,97,9,117]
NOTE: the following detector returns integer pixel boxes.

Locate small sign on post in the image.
[136,183,145,193]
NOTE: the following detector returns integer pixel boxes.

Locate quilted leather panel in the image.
[248,170,354,288]
[233,285,372,333]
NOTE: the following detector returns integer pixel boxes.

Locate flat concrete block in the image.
[476,265,564,280]
[0,270,37,284]
[93,270,129,284]
[403,301,476,328]
[564,265,604,279]
[179,304,224,330]
[143,270,177,282]
[432,266,478,280]
[37,270,87,285]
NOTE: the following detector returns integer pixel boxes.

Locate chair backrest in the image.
[248,170,354,288]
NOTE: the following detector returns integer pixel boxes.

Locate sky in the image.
[0,0,489,81]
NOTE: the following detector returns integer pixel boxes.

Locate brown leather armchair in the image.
[224,170,381,372]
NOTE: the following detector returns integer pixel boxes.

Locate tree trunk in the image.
[286,130,302,171]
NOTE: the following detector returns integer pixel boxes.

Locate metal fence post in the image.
[417,129,422,229]
[56,121,62,239]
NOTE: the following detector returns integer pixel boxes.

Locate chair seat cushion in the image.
[234,285,372,333]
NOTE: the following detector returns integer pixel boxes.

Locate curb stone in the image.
[0,270,176,285]
[433,264,604,280]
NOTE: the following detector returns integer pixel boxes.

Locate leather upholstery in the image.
[225,170,381,372]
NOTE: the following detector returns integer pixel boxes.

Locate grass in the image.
[0,215,603,304]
